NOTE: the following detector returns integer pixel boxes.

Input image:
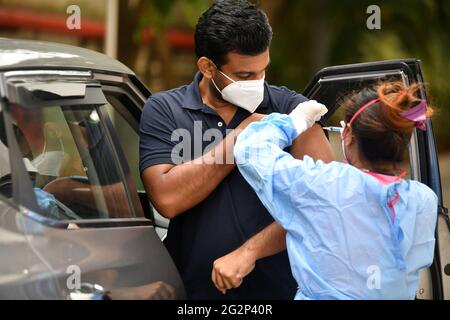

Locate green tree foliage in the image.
[117,0,449,149]
[265,0,450,150]
[138,0,210,32]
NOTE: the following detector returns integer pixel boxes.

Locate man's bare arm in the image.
[141,113,265,219]
[290,123,335,163]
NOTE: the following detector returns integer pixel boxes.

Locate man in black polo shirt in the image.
[139,0,333,299]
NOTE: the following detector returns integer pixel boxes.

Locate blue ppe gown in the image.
[234,113,438,300]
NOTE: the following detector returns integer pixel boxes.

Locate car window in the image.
[8,103,135,221]
[103,94,144,191]
[102,92,170,239]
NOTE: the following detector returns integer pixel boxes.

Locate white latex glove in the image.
[289,100,328,135]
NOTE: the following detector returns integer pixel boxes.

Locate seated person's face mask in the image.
[32,150,68,177]
[31,124,69,177]
[210,61,265,113]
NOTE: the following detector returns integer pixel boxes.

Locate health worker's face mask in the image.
[210,64,265,113]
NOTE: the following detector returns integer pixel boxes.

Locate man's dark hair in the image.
[195,0,273,67]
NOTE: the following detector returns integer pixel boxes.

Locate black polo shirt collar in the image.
[182,72,205,111]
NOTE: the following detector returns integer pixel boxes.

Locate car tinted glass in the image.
[309,72,414,179]
[104,94,143,191]
[9,103,135,220]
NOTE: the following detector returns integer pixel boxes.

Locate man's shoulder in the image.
[262,83,308,114]
[145,84,189,110]
[266,83,306,99]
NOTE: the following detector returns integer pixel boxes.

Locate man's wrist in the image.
[240,239,260,262]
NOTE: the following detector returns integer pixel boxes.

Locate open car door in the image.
[303,59,449,300]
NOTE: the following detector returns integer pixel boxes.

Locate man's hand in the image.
[211,246,256,294]
[211,222,286,294]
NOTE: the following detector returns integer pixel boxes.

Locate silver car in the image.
[0,38,184,300]
[0,39,448,300]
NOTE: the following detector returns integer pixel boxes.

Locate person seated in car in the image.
[7,104,135,220]
[0,111,62,219]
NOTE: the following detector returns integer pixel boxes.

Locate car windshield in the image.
[4,103,135,220]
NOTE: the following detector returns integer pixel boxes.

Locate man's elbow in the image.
[151,194,180,219]
[141,166,181,219]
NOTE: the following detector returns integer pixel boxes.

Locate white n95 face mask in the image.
[31,126,68,177]
[211,69,265,113]
[32,151,68,177]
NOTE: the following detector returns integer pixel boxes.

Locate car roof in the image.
[0,38,134,75]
